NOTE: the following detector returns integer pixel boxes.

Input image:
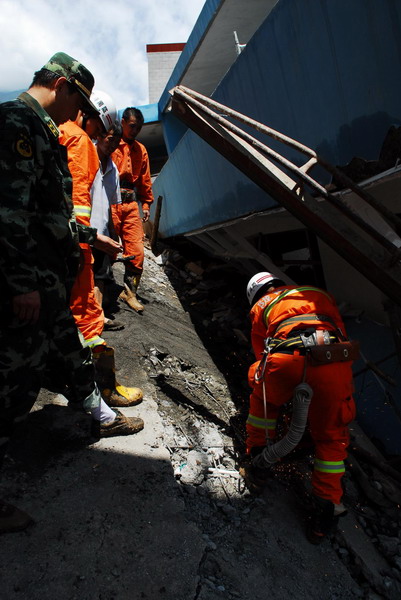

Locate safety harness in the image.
[254,286,347,385]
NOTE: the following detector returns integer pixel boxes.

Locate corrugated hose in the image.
[253,382,313,468]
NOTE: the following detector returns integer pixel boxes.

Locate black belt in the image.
[120,189,137,203]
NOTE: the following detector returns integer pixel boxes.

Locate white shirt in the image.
[90,156,121,236]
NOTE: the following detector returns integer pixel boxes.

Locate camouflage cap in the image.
[42,52,99,114]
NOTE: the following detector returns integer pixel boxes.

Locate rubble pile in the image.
[159,244,253,409]
[2,240,400,599]
[336,453,401,599]
[150,240,401,599]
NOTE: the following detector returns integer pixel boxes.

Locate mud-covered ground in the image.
[1,241,401,600]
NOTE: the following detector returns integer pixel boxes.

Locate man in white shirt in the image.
[88,92,144,411]
[91,121,123,329]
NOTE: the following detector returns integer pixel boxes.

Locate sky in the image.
[0,0,206,110]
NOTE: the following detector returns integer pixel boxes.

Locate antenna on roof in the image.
[233,31,246,56]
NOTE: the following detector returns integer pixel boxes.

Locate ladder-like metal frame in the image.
[170,85,401,307]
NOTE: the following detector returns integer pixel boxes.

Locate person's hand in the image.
[142,209,150,223]
[12,290,41,324]
[93,233,123,257]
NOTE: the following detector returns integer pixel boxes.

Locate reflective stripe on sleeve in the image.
[74,205,92,217]
[81,335,105,349]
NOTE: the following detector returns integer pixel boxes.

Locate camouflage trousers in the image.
[0,302,97,468]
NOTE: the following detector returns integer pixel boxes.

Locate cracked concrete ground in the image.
[0,246,397,600]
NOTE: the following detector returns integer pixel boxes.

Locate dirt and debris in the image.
[1,240,401,599]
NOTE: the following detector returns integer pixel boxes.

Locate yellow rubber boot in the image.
[119,284,144,313]
[92,346,143,407]
[120,272,144,313]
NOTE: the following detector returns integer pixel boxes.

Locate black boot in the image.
[307,495,339,544]
[250,446,266,459]
[239,448,271,495]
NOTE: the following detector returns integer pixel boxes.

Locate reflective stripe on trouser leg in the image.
[246,414,277,431]
[312,458,346,506]
[314,458,346,474]
[246,413,277,449]
[261,352,354,504]
[307,360,355,505]
[81,335,106,349]
[246,361,279,451]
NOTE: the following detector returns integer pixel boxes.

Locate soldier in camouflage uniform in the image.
[0,52,143,534]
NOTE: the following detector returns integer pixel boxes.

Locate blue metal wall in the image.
[153,0,401,238]
[347,318,401,456]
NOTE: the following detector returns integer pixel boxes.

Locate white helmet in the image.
[90,89,117,131]
[246,272,283,305]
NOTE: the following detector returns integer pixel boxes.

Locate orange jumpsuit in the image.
[59,120,105,348]
[111,139,153,273]
[247,285,356,504]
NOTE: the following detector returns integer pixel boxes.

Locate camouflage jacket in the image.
[0,92,96,305]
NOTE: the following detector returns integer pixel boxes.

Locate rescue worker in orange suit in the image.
[59,93,144,411]
[242,272,356,544]
[59,107,109,347]
[111,107,154,313]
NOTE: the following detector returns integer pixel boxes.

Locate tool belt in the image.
[307,339,360,365]
[268,329,360,365]
[255,313,360,383]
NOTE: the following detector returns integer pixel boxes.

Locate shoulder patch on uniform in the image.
[46,120,59,138]
[257,296,269,309]
[15,132,32,158]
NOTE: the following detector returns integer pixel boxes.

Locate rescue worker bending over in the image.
[242,272,357,544]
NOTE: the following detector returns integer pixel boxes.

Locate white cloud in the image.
[0,0,205,109]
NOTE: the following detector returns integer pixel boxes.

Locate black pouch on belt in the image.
[307,340,360,366]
